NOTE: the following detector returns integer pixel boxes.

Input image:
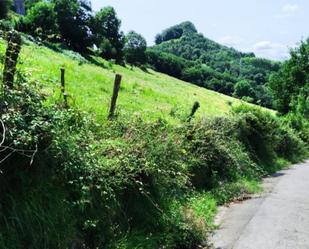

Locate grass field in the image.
[0,38,255,123]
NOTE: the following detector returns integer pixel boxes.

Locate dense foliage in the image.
[20,1,58,40]
[53,0,92,52]
[268,38,309,146]
[24,0,41,10]
[182,64,236,95]
[146,49,190,78]
[150,22,280,107]
[155,21,197,45]
[91,6,125,62]
[0,0,12,19]
[269,38,309,116]
[124,31,147,66]
[16,1,126,60]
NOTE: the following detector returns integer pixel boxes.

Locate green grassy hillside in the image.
[0,38,255,123]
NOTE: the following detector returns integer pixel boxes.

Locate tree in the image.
[124,31,147,66]
[154,21,197,45]
[146,49,188,79]
[22,1,58,40]
[25,0,42,11]
[233,80,255,99]
[53,0,92,52]
[91,6,124,63]
[0,0,12,19]
[269,38,309,115]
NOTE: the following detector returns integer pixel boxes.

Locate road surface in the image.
[211,160,309,249]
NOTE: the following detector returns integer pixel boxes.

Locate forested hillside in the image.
[149,22,280,107]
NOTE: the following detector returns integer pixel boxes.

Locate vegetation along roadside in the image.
[0,1,308,248]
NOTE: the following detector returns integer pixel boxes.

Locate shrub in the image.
[50,115,201,248]
[0,19,13,32]
[282,112,309,146]
[233,105,306,169]
[0,75,75,249]
[21,2,58,41]
[183,117,259,189]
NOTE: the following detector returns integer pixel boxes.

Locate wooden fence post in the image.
[60,67,68,108]
[3,31,22,90]
[108,74,122,119]
[188,101,200,122]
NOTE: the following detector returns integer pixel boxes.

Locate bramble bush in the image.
[183,117,260,190]
[0,73,206,248]
[50,116,196,248]
[0,74,75,249]
[233,105,307,168]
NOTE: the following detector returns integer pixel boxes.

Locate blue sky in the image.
[91,0,309,61]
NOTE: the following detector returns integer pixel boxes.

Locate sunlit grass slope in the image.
[0,38,259,122]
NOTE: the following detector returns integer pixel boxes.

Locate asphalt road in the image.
[211,160,309,249]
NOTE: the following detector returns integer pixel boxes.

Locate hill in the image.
[149,22,280,107]
[0,36,255,123]
[0,33,307,249]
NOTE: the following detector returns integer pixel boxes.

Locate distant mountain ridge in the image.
[148,21,280,107]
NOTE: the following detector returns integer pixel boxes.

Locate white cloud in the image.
[275,3,300,18]
[282,4,299,14]
[217,36,243,47]
[217,37,292,61]
[252,41,290,60]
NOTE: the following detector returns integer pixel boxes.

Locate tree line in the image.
[0,0,147,66]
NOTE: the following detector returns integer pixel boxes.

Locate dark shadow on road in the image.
[270,172,285,178]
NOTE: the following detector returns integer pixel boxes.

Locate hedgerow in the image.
[233,105,307,167]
